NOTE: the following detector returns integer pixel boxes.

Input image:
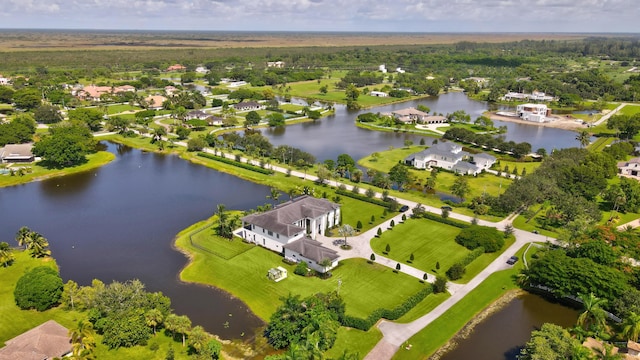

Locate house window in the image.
[268,230,273,236]
[262,228,265,233]
[277,234,280,239]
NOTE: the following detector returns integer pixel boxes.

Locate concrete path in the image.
[592,103,627,126]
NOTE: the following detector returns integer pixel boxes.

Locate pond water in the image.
[0,142,268,339]
[262,92,583,161]
[439,293,578,360]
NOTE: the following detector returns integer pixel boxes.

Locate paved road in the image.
[592,103,627,126]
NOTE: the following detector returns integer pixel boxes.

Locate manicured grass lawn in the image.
[190,224,254,259]
[0,103,12,110]
[325,327,382,359]
[371,218,466,274]
[93,332,191,360]
[620,105,640,116]
[0,251,83,343]
[392,243,531,360]
[397,292,451,323]
[107,104,141,114]
[493,159,541,175]
[0,151,115,188]
[589,137,616,152]
[176,218,429,321]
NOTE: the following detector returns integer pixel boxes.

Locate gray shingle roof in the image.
[284,237,339,263]
[0,320,71,360]
[242,195,339,237]
[452,161,479,174]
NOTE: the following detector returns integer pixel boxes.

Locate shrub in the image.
[446,263,465,280]
[356,220,363,230]
[197,152,274,175]
[390,220,395,228]
[186,137,207,151]
[455,225,504,253]
[335,188,393,209]
[385,244,391,253]
[433,276,448,293]
[365,188,376,198]
[377,228,382,237]
[294,261,308,276]
[370,253,376,262]
[14,266,63,311]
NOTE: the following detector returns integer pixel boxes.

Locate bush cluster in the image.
[197,152,274,175]
[455,225,504,253]
[341,286,432,330]
[413,211,469,229]
[445,247,485,281]
[14,266,63,311]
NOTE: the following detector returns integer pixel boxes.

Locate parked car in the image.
[506,256,519,265]
[441,205,452,211]
[399,205,409,212]
[532,230,539,234]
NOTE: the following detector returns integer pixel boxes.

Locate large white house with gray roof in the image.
[236,195,340,272]
[405,141,496,176]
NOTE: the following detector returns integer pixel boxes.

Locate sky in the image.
[1,0,638,33]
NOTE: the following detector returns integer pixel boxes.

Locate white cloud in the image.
[0,0,637,32]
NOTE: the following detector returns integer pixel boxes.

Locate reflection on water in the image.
[0,142,269,339]
[440,293,578,360]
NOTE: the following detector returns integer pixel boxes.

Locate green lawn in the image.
[0,251,83,343]
[176,218,429,321]
[325,327,382,359]
[0,151,115,188]
[371,218,466,276]
[107,104,142,114]
[493,159,542,175]
[397,292,451,323]
[190,224,254,259]
[392,243,532,360]
[620,105,640,117]
[589,137,616,152]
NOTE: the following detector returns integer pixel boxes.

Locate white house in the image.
[378,65,387,73]
[0,76,11,85]
[185,110,208,120]
[267,61,285,68]
[392,108,429,124]
[504,91,554,102]
[618,157,640,179]
[516,104,549,122]
[233,101,262,111]
[396,67,406,74]
[237,196,341,272]
[370,91,388,97]
[195,66,210,74]
[405,141,495,176]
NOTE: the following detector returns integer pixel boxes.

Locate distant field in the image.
[0,31,592,52]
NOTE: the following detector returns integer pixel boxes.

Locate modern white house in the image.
[237,196,341,273]
[516,104,549,122]
[617,157,640,179]
[267,61,285,68]
[370,91,389,97]
[378,64,387,73]
[503,91,554,102]
[405,141,496,176]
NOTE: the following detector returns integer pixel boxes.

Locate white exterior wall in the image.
[239,224,304,253]
[283,248,338,273]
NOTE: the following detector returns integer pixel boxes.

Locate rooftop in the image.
[0,320,71,360]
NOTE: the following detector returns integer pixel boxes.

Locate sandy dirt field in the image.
[488,112,588,131]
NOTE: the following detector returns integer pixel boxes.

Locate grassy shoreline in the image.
[0,151,115,188]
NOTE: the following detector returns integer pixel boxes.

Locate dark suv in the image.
[506,256,519,265]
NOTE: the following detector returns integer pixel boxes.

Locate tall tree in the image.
[577,292,608,333]
[576,130,591,148]
[338,224,355,247]
[0,242,14,267]
[69,320,97,360]
[188,326,209,354]
[145,308,164,335]
[451,177,470,201]
[15,226,31,249]
[622,311,640,342]
[26,232,50,258]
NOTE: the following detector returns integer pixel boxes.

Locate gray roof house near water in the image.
[405,141,496,176]
[236,195,341,273]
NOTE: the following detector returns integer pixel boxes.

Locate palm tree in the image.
[267,188,281,203]
[188,326,209,354]
[577,292,608,332]
[622,311,640,342]
[27,232,50,258]
[576,130,591,148]
[69,320,96,360]
[15,226,31,249]
[145,308,164,335]
[0,242,14,267]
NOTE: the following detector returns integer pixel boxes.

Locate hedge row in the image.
[341,286,433,331]
[417,211,469,229]
[446,247,485,281]
[335,188,393,209]
[197,152,274,175]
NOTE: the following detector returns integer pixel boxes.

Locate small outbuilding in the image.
[267,266,288,282]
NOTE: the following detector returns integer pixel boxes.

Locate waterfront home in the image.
[370,91,389,97]
[185,110,208,120]
[404,141,495,176]
[504,91,555,102]
[206,115,225,126]
[237,195,341,273]
[233,101,262,111]
[267,61,285,68]
[392,107,429,124]
[516,104,549,123]
[75,85,136,101]
[618,157,640,179]
[0,75,11,85]
[0,143,34,163]
[195,66,209,74]
[0,320,71,360]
